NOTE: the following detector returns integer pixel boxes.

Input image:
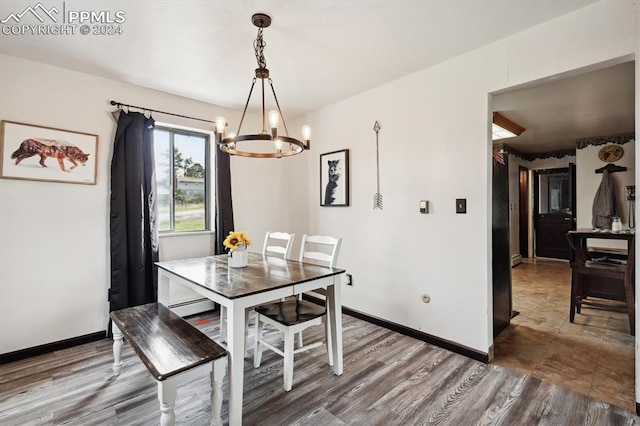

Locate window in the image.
[537,169,570,214]
[154,126,211,232]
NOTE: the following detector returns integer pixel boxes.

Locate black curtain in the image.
[109,111,158,312]
[215,139,235,254]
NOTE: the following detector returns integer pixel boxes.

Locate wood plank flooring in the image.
[1,310,638,425]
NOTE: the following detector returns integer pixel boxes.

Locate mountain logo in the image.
[1,2,59,24]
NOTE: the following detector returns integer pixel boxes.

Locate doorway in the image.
[489,59,636,411]
[533,165,576,260]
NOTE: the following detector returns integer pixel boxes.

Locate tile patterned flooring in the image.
[492,258,636,412]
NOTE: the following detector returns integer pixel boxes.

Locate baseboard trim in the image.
[3,299,490,365]
[303,295,489,363]
[0,331,106,365]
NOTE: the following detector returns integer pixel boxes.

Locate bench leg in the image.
[111,323,123,375]
[158,380,177,426]
[210,358,226,426]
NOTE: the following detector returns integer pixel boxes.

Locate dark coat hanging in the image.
[592,169,617,229]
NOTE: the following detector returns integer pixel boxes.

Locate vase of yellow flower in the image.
[223,231,252,268]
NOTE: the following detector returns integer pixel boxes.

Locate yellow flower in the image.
[238,231,252,246]
[223,231,252,251]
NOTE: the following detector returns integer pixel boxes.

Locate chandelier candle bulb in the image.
[269,110,279,134]
[215,116,226,135]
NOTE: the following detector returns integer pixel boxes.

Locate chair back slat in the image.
[299,234,342,268]
[262,231,295,259]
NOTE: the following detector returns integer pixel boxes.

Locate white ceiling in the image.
[493,61,636,154]
[1,0,600,119]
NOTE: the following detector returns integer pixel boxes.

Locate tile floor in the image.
[492,258,636,412]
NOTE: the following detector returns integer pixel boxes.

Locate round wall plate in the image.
[598,145,624,162]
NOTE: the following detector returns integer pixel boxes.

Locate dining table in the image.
[156,252,346,425]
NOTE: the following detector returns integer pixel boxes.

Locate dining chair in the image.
[219,231,295,345]
[253,234,342,391]
[570,237,635,335]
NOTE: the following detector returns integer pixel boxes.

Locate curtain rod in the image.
[110,100,215,124]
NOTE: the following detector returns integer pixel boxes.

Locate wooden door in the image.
[492,154,512,337]
[534,167,575,260]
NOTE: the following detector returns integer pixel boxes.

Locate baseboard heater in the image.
[511,254,522,267]
[169,298,216,317]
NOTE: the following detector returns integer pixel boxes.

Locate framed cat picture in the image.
[320,149,349,207]
[0,120,98,185]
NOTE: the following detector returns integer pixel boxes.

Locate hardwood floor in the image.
[1,307,638,425]
[493,258,636,412]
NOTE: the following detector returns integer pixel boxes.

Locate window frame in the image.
[154,124,213,234]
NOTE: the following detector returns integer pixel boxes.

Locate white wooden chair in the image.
[253,234,342,391]
[219,231,295,345]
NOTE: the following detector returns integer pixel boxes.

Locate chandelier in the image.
[215,13,310,158]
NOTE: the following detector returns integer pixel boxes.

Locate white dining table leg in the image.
[157,272,170,305]
[326,276,343,375]
[226,303,246,426]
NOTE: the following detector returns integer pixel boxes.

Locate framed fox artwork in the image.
[0,120,98,185]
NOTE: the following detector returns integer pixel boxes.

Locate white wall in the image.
[576,141,636,229]
[507,155,527,261]
[0,55,286,354]
[529,156,576,171]
[297,1,638,353]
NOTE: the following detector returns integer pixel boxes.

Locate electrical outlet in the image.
[346,274,353,286]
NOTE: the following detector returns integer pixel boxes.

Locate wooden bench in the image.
[110,303,227,426]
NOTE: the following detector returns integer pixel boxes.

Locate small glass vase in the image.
[611,216,622,232]
[228,248,248,268]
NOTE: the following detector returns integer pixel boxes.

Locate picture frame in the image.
[320,149,349,207]
[0,120,98,185]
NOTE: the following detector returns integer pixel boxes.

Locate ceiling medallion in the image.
[598,145,624,162]
[214,13,310,158]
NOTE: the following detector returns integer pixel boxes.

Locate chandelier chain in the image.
[254,28,267,69]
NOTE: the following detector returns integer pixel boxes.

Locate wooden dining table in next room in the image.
[156,252,347,425]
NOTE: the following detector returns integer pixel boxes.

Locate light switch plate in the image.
[456,198,467,214]
[420,200,429,214]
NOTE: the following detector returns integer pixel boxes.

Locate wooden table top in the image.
[156,253,345,299]
[568,228,635,240]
